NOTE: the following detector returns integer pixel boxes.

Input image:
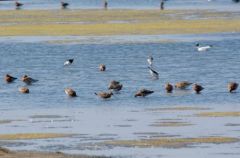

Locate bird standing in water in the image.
[61,1,69,9]
[148,67,159,80]
[160,0,165,10]
[5,74,17,83]
[21,75,38,85]
[147,56,153,67]
[228,82,238,93]
[104,0,108,9]
[65,88,77,97]
[165,83,173,93]
[193,84,204,94]
[95,91,113,99]
[196,43,212,52]
[135,89,154,97]
[108,80,123,91]
[64,59,74,66]
[15,1,23,10]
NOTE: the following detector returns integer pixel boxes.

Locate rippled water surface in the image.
[0,33,240,158]
[0,0,239,11]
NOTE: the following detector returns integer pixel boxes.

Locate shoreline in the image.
[0,147,107,158]
[0,9,239,36]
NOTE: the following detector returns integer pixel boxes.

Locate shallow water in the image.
[0,0,239,11]
[0,33,240,157]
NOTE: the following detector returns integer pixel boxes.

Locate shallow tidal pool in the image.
[0,33,240,158]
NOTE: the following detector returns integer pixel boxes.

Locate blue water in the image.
[0,34,240,157]
[0,0,239,11]
[0,34,239,108]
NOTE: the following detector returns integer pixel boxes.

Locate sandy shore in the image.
[0,147,106,158]
[0,9,239,36]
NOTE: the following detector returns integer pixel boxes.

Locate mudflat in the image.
[0,9,239,36]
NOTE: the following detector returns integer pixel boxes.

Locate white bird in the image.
[64,59,74,66]
[147,56,153,67]
[196,43,212,52]
[148,67,159,80]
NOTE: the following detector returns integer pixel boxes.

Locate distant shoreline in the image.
[0,9,239,36]
[0,147,107,158]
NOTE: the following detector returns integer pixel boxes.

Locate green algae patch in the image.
[103,137,239,148]
[149,121,193,127]
[146,106,210,112]
[0,133,73,140]
[196,112,240,117]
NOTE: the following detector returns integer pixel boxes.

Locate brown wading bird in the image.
[21,75,38,85]
[108,80,123,91]
[19,87,29,94]
[65,88,77,97]
[5,74,17,83]
[175,81,192,89]
[135,89,154,97]
[165,83,173,93]
[228,82,238,93]
[99,64,106,71]
[95,91,113,99]
[193,84,204,94]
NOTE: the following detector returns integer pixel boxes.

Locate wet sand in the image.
[0,9,239,36]
[0,147,106,158]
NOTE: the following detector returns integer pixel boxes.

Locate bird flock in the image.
[4,43,239,100]
[12,1,108,10]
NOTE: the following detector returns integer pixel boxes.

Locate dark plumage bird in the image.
[64,59,74,66]
[193,84,204,94]
[95,91,113,99]
[5,74,17,83]
[228,82,238,93]
[15,1,23,8]
[65,88,77,97]
[165,83,173,93]
[148,66,159,80]
[61,1,69,9]
[104,0,108,9]
[21,75,38,85]
[108,80,123,91]
[19,87,29,94]
[175,81,192,89]
[99,64,106,71]
[134,89,154,97]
